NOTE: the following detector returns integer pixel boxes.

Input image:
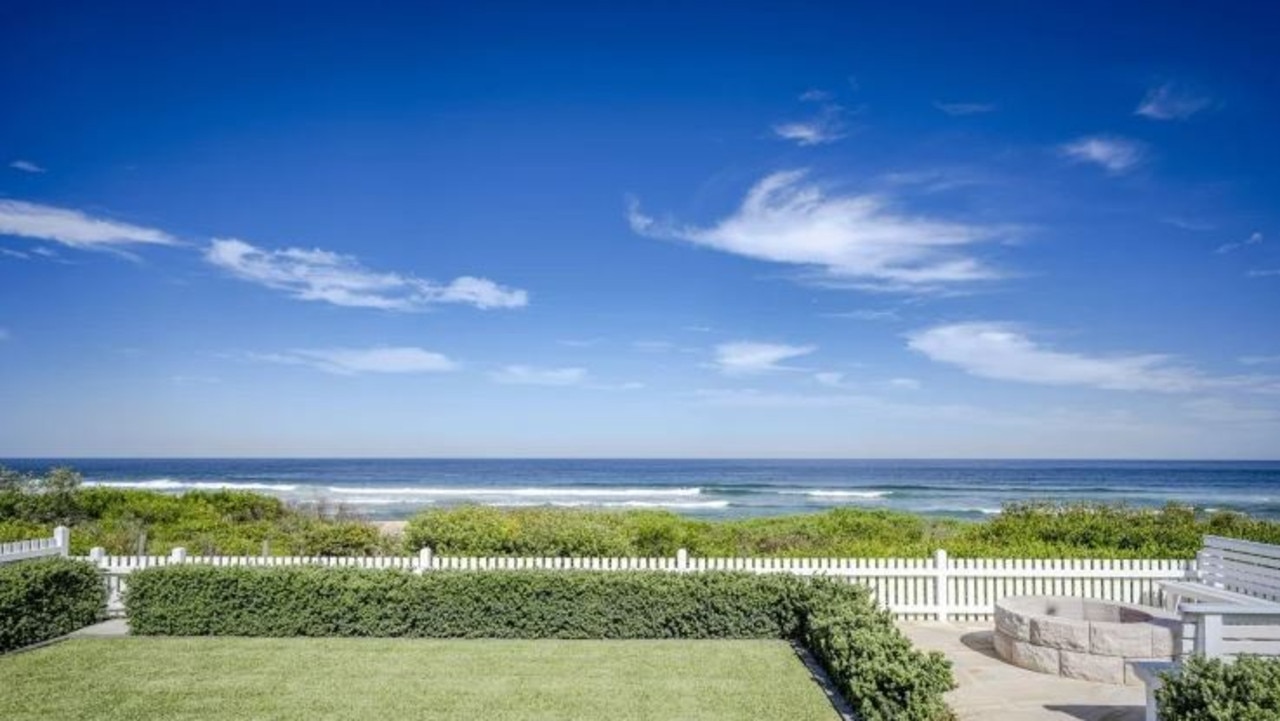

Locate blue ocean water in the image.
[3,458,1279,520]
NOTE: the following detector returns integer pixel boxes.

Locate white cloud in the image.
[205,238,528,311]
[629,170,1008,292]
[491,365,588,386]
[814,371,850,388]
[799,89,833,102]
[255,347,457,375]
[908,322,1279,394]
[0,248,30,260]
[1162,217,1216,232]
[822,309,900,321]
[713,341,815,375]
[0,200,176,248]
[1060,136,1145,174]
[9,160,45,173]
[934,102,997,116]
[772,119,843,146]
[773,105,848,146]
[1136,83,1212,121]
[489,365,642,390]
[1216,231,1263,254]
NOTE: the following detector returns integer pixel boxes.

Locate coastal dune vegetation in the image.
[4,465,1280,558]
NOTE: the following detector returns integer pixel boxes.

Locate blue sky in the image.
[2,1,1279,458]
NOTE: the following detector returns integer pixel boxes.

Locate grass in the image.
[0,638,841,720]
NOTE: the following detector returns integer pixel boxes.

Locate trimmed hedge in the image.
[0,558,104,653]
[1157,656,1280,720]
[126,566,955,720]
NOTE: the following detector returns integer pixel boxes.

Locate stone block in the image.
[995,605,1031,641]
[993,629,1015,661]
[1007,636,1061,675]
[1061,649,1125,684]
[1090,622,1153,657]
[1031,615,1090,651]
[1150,619,1179,658]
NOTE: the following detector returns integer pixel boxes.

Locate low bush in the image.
[126,565,954,720]
[1156,656,1280,720]
[0,466,394,556]
[403,502,1280,559]
[0,557,104,653]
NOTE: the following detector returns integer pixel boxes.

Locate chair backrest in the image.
[1199,536,1280,603]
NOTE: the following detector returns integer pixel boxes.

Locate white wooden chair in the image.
[1134,535,1280,721]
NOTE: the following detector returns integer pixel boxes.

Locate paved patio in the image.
[900,622,1145,721]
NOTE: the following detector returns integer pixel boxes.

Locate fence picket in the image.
[46,537,1194,620]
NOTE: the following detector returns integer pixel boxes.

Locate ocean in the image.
[5,458,1280,521]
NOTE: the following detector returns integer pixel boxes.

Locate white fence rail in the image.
[82,545,1195,621]
[0,526,69,564]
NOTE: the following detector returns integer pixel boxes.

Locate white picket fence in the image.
[0,526,70,563]
[81,545,1195,621]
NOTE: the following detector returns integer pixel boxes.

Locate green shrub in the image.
[1156,656,1280,720]
[804,594,955,721]
[125,565,954,720]
[0,558,104,653]
[0,465,394,557]
[126,566,809,638]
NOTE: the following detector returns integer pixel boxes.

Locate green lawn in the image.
[0,638,841,720]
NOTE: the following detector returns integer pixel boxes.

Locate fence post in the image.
[934,549,950,622]
[89,546,105,563]
[676,548,688,572]
[170,547,188,563]
[418,546,433,572]
[54,526,70,557]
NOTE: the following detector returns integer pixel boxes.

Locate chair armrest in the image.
[1179,602,1280,616]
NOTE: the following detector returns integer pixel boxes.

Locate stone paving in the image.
[900,622,1145,721]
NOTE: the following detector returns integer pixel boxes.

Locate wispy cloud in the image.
[254,347,457,375]
[1248,269,1280,278]
[630,170,1010,293]
[1240,355,1280,366]
[713,341,815,375]
[205,238,528,311]
[1060,136,1145,174]
[822,309,900,321]
[490,365,641,390]
[0,248,30,260]
[908,322,1278,394]
[888,377,922,390]
[0,200,176,248]
[491,365,588,386]
[798,89,833,102]
[1216,231,1263,254]
[1136,82,1213,121]
[934,101,997,116]
[772,105,848,146]
[1161,217,1216,232]
[8,160,45,174]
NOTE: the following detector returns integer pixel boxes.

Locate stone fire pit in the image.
[993,596,1179,685]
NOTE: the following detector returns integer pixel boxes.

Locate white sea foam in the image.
[328,497,437,506]
[85,479,300,492]
[326,486,702,498]
[495,500,730,510]
[777,489,889,499]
